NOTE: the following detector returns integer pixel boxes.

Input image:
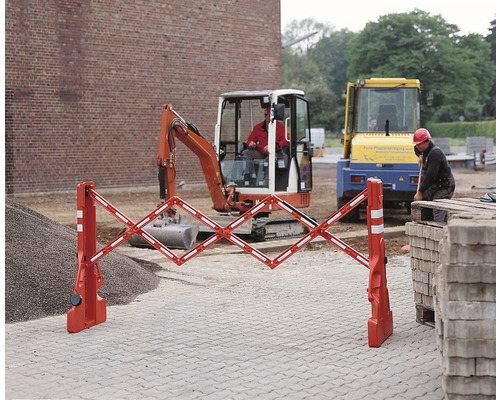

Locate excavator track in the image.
[177,214,314,243]
[250,216,312,242]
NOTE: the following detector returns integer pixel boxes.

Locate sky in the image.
[281,0,496,37]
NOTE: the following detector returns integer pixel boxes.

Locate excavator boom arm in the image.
[156,105,230,212]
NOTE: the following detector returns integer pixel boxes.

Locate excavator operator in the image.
[240,107,288,180]
[241,107,288,177]
[242,107,288,158]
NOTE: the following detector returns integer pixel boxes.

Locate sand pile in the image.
[5,199,161,323]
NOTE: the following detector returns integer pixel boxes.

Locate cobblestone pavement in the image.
[6,246,444,399]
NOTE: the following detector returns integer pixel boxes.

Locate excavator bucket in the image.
[128,218,199,250]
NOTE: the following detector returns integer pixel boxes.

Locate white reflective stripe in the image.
[297,235,312,248]
[278,202,293,214]
[77,210,83,219]
[203,236,218,247]
[371,224,384,234]
[115,212,129,223]
[251,250,266,262]
[137,218,150,228]
[300,217,316,228]
[350,194,365,206]
[251,202,266,214]
[182,204,196,215]
[277,250,292,262]
[370,209,383,219]
[95,196,108,207]
[327,213,342,225]
[230,217,245,228]
[111,237,124,247]
[330,237,346,249]
[231,237,246,248]
[77,224,83,232]
[184,249,197,260]
[357,256,369,266]
[160,247,174,258]
[155,204,170,215]
[141,233,155,243]
[201,217,216,228]
[91,251,103,262]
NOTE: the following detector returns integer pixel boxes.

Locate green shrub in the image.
[426,121,496,143]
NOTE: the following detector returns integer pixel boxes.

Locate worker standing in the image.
[413,128,455,222]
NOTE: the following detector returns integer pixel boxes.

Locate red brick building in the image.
[5,1,282,194]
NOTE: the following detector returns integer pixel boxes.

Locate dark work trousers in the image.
[425,175,455,222]
[241,148,266,176]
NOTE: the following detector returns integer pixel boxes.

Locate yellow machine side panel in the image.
[351,134,419,164]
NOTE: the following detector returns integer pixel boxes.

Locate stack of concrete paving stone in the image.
[405,222,443,323]
[466,136,489,154]
[433,215,496,399]
[433,137,452,155]
[408,198,496,325]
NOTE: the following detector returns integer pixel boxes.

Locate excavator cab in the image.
[216,90,313,201]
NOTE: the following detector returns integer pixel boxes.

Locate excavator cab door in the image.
[287,95,313,193]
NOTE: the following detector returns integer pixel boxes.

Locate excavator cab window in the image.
[219,98,271,188]
[219,100,237,161]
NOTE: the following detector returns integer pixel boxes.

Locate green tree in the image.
[282,18,334,54]
[434,105,459,123]
[282,20,340,129]
[463,102,484,121]
[282,21,353,131]
[484,19,496,117]
[346,9,495,122]
[300,78,340,131]
[282,47,321,88]
[308,29,356,98]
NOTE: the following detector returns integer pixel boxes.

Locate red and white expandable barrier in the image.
[67,179,393,346]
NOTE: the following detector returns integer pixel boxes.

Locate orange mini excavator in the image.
[129,90,315,249]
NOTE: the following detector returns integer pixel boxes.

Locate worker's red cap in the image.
[264,108,270,115]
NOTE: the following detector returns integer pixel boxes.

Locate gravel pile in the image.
[5,199,161,323]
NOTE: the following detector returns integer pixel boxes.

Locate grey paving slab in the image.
[6,248,444,399]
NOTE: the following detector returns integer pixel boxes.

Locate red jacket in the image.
[246,121,288,155]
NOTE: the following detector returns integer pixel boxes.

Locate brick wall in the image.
[5,0,282,194]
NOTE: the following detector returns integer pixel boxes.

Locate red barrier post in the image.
[366,178,393,347]
[67,182,107,333]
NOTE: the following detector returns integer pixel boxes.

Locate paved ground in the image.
[7,145,495,399]
[5,240,444,399]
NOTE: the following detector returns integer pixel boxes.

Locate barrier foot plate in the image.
[367,311,393,347]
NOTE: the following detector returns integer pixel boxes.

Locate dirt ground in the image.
[10,162,496,257]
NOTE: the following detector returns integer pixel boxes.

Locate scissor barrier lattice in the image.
[67,178,392,346]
